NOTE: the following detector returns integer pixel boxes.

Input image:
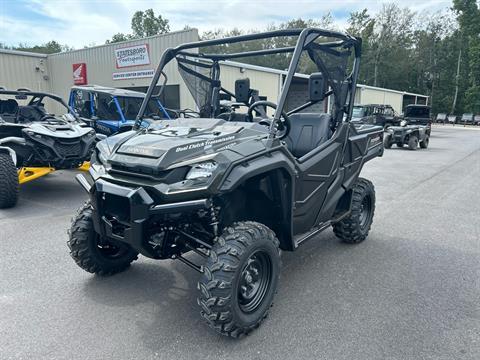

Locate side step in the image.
[293,222,331,248]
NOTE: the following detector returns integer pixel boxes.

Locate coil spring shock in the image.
[209,203,220,239]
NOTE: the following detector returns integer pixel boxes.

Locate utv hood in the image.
[108,118,268,170]
[27,120,92,138]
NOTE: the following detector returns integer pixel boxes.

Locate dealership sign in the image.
[72,63,87,85]
[112,69,155,81]
[114,44,150,68]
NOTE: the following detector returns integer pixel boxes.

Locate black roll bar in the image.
[135,28,361,133]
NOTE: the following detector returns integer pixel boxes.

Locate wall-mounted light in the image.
[239,67,246,73]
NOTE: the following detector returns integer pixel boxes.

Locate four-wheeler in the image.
[69,85,171,136]
[474,115,480,126]
[67,28,384,338]
[460,113,474,126]
[383,120,429,150]
[0,89,96,208]
[351,104,399,128]
[435,113,447,124]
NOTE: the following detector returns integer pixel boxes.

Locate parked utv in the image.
[0,89,96,208]
[68,28,384,337]
[448,114,457,125]
[474,115,480,126]
[460,113,474,126]
[69,85,171,136]
[351,104,399,128]
[383,120,429,150]
[402,104,432,130]
[435,113,447,124]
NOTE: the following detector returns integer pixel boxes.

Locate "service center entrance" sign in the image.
[114,44,150,68]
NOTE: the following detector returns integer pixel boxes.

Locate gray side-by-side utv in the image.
[0,89,95,208]
[68,28,384,337]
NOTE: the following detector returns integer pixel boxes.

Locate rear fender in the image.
[342,124,383,190]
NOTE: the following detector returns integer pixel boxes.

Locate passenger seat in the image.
[285,113,333,158]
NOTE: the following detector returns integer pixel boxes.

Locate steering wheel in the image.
[247,100,291,139]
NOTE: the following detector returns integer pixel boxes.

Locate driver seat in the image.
[285,113,333,158]
[18,106,42,122]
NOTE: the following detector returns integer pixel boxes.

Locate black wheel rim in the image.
[238,250,272,313]
[96,235,129,259]
[359,195,373,230]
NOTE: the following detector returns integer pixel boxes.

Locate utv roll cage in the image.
[135,28,361,137]
[0,89,79,121]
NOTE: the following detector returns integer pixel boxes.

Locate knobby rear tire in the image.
[332,178,375,244]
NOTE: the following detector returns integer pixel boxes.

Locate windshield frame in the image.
[115,95,171,121]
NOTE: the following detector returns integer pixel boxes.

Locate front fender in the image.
[218,148,296,251]
[219,149,296,192]
[0,146,17,166]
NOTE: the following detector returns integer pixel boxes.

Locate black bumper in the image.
[76,174,211,258]
[28,136,95,169]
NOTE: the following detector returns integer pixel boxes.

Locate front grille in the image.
[109,164,189,183]
[111,163,156,176]
[55,141,81,157]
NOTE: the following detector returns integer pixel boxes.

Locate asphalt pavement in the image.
[1,125,479,360]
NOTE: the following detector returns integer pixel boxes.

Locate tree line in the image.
[198,2,479,115]
[1,2,479,114]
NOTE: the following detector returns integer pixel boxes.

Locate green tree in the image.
[131,9,170,38]
[347,9,375,84]
[106,33,133,44]
[453,0,480,112]
[1,40,70,54]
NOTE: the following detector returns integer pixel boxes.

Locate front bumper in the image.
[76,174,211,258]
[26,135,95,169]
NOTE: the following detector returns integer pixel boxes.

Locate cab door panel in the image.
[292,124,347,234]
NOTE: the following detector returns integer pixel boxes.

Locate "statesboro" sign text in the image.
[114,44,150,68]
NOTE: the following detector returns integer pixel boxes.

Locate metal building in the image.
[0,29,428,115]
[0,49,49,92]
[355,84,429,114]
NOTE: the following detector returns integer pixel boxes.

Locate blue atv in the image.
[69,85,170,136]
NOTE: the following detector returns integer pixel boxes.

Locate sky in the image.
[0,0,453,48]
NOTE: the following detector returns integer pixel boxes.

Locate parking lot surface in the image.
[1,125,479,360]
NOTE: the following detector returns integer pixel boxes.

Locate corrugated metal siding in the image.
[0,52,50,92]
[219,64,281,102]
[356,86,403,113]
[47,30,199,109]
[219,64,281,115]
[2,33,425,118]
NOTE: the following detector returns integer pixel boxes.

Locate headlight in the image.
[97,150,108,165]
[186,161,218,180]
[96,141,111,165]
[400,120,407,127]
